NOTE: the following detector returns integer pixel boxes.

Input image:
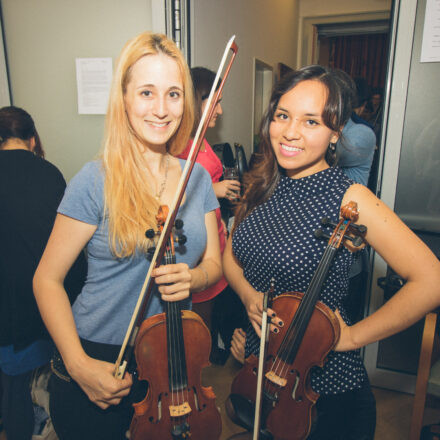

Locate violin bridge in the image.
[265,371,287,387]
[169,402,192,417]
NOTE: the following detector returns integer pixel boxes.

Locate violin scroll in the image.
[315,201,367,249]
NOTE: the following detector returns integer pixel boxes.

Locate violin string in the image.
[268,245,335,387]
[165,246,177,418]
[270,221,347,388]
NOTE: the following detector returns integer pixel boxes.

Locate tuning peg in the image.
[314,229,331,241]
[174,219,184,230]
[321,217,337,229]
[349,223,367,234]
[145,229,155,239]
[175,234,187,245]
[344,235,364,247]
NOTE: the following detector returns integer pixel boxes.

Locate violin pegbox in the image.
[145,216,187,260]
[314,201,367,249]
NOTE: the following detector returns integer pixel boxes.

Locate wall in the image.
[0,19,10,106]
[191,0,299,158]
[1,0,152,180]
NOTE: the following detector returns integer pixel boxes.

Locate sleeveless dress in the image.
[232,167,368,395]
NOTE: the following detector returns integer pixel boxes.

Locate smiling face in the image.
[124,53,184,151]
[269,80,339,179]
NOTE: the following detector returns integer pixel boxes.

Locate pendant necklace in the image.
[155,153,170,200]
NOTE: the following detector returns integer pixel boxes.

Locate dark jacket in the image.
[0,149,86,350]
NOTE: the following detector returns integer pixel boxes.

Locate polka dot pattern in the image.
[232,167,367,395]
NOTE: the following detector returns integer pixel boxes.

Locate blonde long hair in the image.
[102,32,194,257]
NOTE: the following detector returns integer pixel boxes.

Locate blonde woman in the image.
[33,32,221,440]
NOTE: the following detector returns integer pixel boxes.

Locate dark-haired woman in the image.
[223,66,440,438]
[0,106,85,439]
[178,67,240,346]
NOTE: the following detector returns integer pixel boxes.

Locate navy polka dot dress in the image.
[232,167,368,395]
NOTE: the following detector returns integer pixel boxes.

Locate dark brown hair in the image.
[0,106,44,157]
[233,65,353,232]
[190,67,222,136]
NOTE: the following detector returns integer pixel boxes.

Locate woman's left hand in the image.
[152,263,191,301]
[333,309,356,352]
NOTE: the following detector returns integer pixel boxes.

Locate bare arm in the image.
[223,237,282,337]
[335,184,440,351]
[33,214,132,409]
[153,210,222,297]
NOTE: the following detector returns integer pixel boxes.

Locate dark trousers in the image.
[1,370,34,440]
[49,339,135,440]
[308,380,376,440]
[49,373,133,440]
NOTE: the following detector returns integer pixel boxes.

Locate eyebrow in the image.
[136,84,184,92]
[276,106,322,117]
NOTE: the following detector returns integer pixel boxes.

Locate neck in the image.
[0,139,31,152]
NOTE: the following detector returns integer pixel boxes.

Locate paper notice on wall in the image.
[421,0,440,62]
[76,58,112,114]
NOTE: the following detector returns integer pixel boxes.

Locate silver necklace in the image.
[155,153,170,200]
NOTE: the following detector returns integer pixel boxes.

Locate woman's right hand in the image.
[69,355,132,409]
[213,179,241,200]
[244,291,283,338]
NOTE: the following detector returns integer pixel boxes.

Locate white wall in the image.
[2,0,153,180]
[0,20,10,107]
[191,0,299,158]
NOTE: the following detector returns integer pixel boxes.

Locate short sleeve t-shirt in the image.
[58,159,218,345]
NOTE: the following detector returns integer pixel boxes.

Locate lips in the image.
[280,143,303,157]
[147,121,169,128]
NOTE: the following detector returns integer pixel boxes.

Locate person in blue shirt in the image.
[33,32,221,440]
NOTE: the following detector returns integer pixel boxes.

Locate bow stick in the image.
[115,36,238,378]
[253,279,274,440]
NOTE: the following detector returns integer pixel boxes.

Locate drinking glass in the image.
[223,166,240,200]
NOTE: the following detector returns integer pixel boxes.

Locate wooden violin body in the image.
[130,309,222,439]
[230,293,339,440]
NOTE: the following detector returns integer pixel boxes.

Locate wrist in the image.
[64,350,89,378]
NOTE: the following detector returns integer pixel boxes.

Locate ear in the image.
[29,136,36,151]
[330,132,339,144]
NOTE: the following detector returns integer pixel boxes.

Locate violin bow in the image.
[114,36,238,379]
[253,279,275,440]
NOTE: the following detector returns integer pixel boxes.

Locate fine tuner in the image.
[145,219,187,258]
[315,216,367,248]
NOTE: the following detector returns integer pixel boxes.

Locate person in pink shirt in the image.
[178,67,240,340]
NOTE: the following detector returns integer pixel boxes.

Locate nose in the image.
[283,118,301,141]
[153,95,167,118]
[216,102,223,116]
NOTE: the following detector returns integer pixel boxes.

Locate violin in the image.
[227,201,367,440]
[129,206,222,439]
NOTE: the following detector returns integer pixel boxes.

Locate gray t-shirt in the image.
[58,159,218,345]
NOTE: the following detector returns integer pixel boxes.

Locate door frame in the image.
[363,0,419,393]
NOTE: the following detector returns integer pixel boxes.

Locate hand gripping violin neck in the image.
[227,201,367,440]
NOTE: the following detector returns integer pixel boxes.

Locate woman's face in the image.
[124,53,184,151]
[269,79,338,179]
[201,94,222,128]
